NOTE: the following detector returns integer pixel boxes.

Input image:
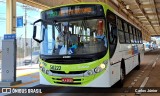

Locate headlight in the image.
[94,63,107,73]
[87,70,93,75]
[94,66,101,73]
[42,67,45,73]
[39,63,43,68]
[100,63,105,69]
[46,70,51,75]
[40,67,52,75]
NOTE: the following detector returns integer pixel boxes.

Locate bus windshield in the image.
[40,18,107,56]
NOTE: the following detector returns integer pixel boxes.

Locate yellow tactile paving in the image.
[30,75,40,79]
[16,69,39,77]
[16,64,39,77]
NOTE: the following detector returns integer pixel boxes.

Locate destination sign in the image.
[45,5,97,19]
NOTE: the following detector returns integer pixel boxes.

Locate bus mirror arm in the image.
[33,26,42,43]
[33,19,44,25]
[33,19,45,43]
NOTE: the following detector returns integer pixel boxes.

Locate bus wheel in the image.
[135,54,140,70]
[117,67,125,87]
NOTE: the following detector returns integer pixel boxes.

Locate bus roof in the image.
[42,2,111,13]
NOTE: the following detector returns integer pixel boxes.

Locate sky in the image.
[0,0,41,38]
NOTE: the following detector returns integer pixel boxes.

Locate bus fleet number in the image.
[50,65,61,70]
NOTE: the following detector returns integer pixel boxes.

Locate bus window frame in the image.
[129,25,134,44]
[123,21,130,43]
[132,27,137,43]
[117,17,125,43]
[136,29,140,44]
[139,31,142,44]
[117,17,123,31]
[107,10,117,44]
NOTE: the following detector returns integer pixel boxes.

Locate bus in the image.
[33,2,144,87]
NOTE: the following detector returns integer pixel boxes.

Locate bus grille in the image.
[45,58,93,64]
[50,70,86,74]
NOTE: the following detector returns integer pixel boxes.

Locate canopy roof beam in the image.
[135,0,158,35]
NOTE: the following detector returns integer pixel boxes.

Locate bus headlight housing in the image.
[94,66,101,73]
[39,61,43,68]
[41,67,52,76]
[39,63,43,68]
[94,63,106,73]
[42,67,45,73]
[46,70,52,75]
[87,70,93,75]
[84,61,108,76]
[100,63,106,69]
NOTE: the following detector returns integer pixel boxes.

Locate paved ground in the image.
[1,49,160,96]
[0,64,39,82]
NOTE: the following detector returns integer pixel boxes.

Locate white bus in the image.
[33,2,144,87]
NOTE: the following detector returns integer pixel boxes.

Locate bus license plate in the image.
[62,78,73,83]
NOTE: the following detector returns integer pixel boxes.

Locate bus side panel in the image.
[87,64,111,87]
[109,41,122,86]
[134,55,139,67]
[138,44,144,62]
[121,44,133,74]
[124,57,132,74]
[109,62,121,86]
[40,72,51,85]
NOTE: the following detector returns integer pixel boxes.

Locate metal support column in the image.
[6,0,16,34]
[0,0,22,86]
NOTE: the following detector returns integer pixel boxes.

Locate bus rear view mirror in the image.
[33,25,37,38]
[33,19,45,43]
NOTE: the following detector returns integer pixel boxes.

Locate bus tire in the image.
[117,60,125,87]
[135,54,140,70]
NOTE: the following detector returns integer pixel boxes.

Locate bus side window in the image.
[117,18,125,43]
[107,10,117,44]
[107,10,117,58]
[123,22,130,43]
[108,23,117,44]
[129,26,134,43]
[136,30,139,44]
[132,27,137,43]
[139,32,142,43]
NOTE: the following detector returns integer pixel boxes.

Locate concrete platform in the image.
[0,64,40,95]
[0,64,39,82]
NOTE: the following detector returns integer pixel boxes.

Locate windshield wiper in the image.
[52,20,61,33]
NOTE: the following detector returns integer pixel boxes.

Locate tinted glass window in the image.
[136,30,140,43]
[133,27,137,43]
[123,22,128,32]
[119,30,125,43]
[117,18,123,30]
